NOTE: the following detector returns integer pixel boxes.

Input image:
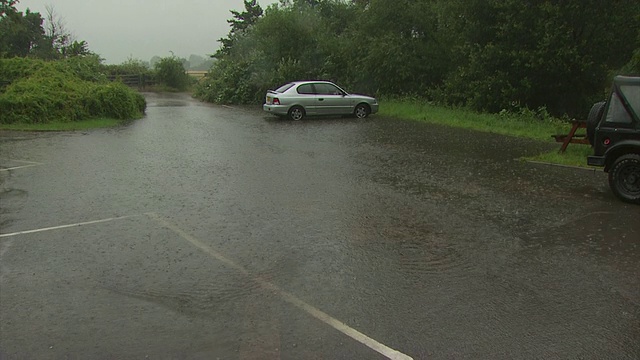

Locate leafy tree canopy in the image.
[216,0,263,58]
[0,0,94,59]
[200,0,640,118]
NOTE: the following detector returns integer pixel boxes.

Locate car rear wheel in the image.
[288,106,305,121]
[354,103,370,119]
[608,153,640,204]
[586,101,606,145]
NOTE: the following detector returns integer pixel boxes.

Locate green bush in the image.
[104,58,151,77]
[0,57,46,87]
[0,58,145,124]
[0,57,109,94]
[60,55,108,83]
[85,82,145,120]
[0,67,91,123]
[154,56,190,91]
[194,59,258,104]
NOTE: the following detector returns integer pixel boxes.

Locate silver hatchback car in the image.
[263,81,379,120]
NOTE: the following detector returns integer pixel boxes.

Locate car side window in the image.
[315,83,342,95]
[297,84,314,95]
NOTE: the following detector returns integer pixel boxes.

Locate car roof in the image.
[291,80,335,85]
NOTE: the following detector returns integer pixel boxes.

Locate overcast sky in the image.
[16,0,280,64]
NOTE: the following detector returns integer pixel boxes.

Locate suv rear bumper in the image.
[587,155,606,167]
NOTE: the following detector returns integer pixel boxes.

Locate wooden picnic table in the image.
[552,119,589,153]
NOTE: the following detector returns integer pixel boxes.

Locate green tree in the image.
[0,4,44,58]
[154,55,190,91]
[200,0,639,117]
[439,0,640,116]
[216,0,263,57]
[0,0,18,18]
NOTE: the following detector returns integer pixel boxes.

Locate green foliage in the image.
[0,57,145,124]
[0,66,91,123]
[154,55,190,91]
[1,1,19,18]
[59,55,107,82]
[104,57,151,76]
[0,56,45,87]
[203,0,639,119]
[380,98,569,142]
[525,146,595,168]
[0,6,45,57]
[0,2,94,60]
[619,47,640,76]
[194,59,257,104]
[85,82,146,119]
[437,0,640,117]
[216,0,264,58]
[196,0,360,104]
[0,56,107,88]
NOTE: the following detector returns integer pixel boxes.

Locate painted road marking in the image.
[0,159,44,172]
[0,214,142,238]
[147,212,413,360]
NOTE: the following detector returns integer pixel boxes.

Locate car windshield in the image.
[275,83,295,93]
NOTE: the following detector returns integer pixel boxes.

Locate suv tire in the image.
[608,153,640,204]
[586,101,606,145]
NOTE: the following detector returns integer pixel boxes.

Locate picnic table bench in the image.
[552,119,589,153]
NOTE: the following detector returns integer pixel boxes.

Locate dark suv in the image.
[587,76,640,204]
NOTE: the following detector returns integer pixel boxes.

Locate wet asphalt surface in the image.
[0,92,638,359]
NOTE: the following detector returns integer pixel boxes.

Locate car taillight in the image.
[603,138,611,146]
[273,98,280,105]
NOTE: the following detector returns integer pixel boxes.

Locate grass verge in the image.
[523,146,599,169]
[380,99,594,167]
[0,118,126,131]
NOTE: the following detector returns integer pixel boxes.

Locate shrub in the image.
[0,57,107,87]
[85,82,146,120]
[0,58,45,85]
[194,59,257,104]
[104,58,151,77]
[154,56,190,91]
[0,58,145,124]
[0,67,92,123]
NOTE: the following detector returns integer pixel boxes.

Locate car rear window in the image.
[620,85,640,119]
[275,83,294,93]
[605,92,633,124]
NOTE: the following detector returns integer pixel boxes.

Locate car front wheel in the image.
[608,153,640,204]
[354,103,370,119]
[288,106,305,121]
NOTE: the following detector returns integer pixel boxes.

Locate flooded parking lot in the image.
[1,93,638,359]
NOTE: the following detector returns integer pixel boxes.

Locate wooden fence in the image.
[107,74,156,89]
[107,71,208,88]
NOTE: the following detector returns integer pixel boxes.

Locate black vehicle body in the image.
[587,76,640,204]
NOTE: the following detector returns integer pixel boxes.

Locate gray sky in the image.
[16,0,279,64]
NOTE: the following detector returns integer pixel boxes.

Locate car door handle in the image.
[318,98,324,101]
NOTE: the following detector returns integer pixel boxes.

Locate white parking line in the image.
[0,214,141,238]
[147,212,413,360]
[0,159,43,172]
